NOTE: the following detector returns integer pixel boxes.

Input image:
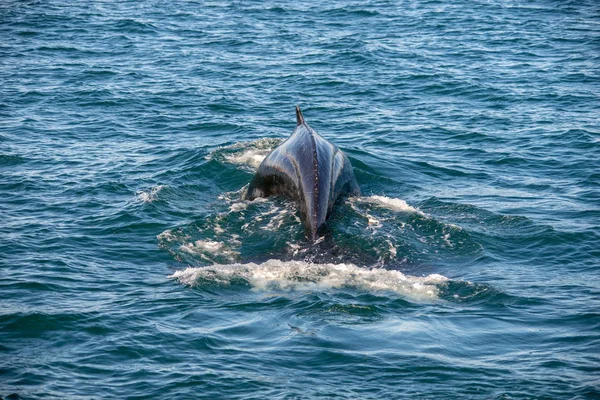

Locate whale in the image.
[245,106,361,240]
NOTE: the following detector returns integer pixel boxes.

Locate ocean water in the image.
[1,0,599,398]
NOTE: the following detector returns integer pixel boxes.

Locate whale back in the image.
[246,107,360,240]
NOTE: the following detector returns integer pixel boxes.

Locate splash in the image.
[169,259,449,300]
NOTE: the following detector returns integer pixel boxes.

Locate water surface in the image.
[1,0,599,398]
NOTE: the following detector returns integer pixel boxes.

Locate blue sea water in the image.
[1,0,599,398]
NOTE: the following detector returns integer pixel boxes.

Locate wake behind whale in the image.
[245,106,360,240]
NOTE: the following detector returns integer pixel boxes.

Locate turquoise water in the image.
[1,0,599,398]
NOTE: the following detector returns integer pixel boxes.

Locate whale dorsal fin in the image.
[295,105,305,125]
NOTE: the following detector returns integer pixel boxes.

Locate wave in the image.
[169,259,449,300]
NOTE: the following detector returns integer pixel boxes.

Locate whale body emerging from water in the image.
[245,106,361,240]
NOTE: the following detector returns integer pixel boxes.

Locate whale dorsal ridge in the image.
[295,105,305,126]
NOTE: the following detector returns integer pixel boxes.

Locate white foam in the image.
[442,233,453,247]
[169,260,448,300]
[358,195,424,215]
[214,223,225,235]
[262,207,296,231]
[181,240,224,253]
[180,240,239,261]
[214,138,281,169]
[287,242,304,257]
[229,202,248,212]
[217,186,248,203]
[366,213,382,229]
[228,234,242,247]
[224,151,267,169]
[157,229,180,242]
[385,240,397,258]
[137,184,167,203]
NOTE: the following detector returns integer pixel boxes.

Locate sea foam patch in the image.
[169,260,448,300]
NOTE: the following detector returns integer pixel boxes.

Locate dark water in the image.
[1,0,599,398]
